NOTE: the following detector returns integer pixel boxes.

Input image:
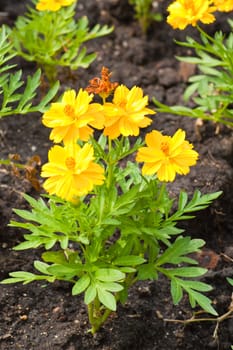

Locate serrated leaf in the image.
[188,290,218,316]
[36,81,59,112]
[137,264,158,281]
[155,237,205,266]
[17,69,40,110]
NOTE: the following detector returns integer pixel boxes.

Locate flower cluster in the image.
[41,67,198,202]
[167,0,233,29]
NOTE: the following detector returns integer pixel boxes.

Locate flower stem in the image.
[106,137,114,188]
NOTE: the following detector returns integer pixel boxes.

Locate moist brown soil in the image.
[0,1,233,349]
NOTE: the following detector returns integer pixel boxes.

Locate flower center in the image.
[160,141,170,156]
[64,104,76,119]
[65,157,76,170]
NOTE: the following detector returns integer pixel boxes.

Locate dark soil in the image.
[0,1,233,349]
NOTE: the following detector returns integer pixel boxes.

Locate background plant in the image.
[1,72,222,334]
[129,0,162,33]
[154,3,233,127]
[0,24,59,119]
[9,0,113,83]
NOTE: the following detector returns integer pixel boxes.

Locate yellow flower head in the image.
[103,85,155,139]
[42,89,105,144]
[36,0,76,12]
[213,0,233,12]
[167,0,216,30]
[41,143,105,202]
[136,129,199,182]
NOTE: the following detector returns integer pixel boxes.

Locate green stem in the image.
[196,25,215,43]
[156,182,166,203]
[106,137,114,188]
[88,273,138,334]
[0,158,25,169]
[87,299,113,334]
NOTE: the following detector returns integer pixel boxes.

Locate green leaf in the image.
[188,290,218,316]
[42,250,79,264]
[95,268,125,282]
[36,81,59,112]
[13,240,42,250]
[178,191,188,211]
[34,261,51,275]
[137,264,158,281]
[113,255,146,266]
[1,271,36,284]
[99,282,123,292]
[97,286,116,311]
[119,267,136,273]
[155,236,205,266]
[179,279,213,292]
[72,275,91,295]
[168,267,208,278]
[227,277,233,287]
[171,278,183,305]
[84,284,97,304]
[47,264,81,277]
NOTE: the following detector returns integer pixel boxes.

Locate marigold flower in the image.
[136,129,198,182]
[86,67,119,100]
[36,0,76,11]
[103,85,155,139]
[167,0,216,30]
[42,89,105,144]
[213,0,233,12]
[41,143,105,202]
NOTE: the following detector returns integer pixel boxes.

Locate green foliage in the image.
[153,21,233,127]
[0,25,59,118]
[11,1,113,83]
[227,277,233,287]
[129,0,162,33]
[1,159,222,332]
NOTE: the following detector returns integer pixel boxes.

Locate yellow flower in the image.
[36,0,76,11]
[41,143,105,202]
[136,129,198,182]
[213,0,233,12]
[167,0,216,30]
[103,85,155,139]
[42,89,105,143]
